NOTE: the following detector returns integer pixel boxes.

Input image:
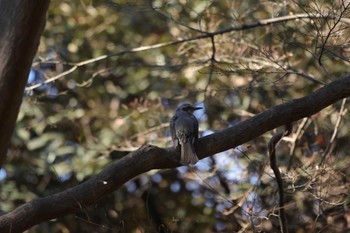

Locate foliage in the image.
[2,0,350,232]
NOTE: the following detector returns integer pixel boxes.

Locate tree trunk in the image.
[0,0,50,165]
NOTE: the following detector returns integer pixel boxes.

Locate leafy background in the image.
[2,0,350,232]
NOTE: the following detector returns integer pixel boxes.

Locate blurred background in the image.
[2,0,350,232]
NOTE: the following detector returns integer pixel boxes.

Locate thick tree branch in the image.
[1,74,350,232]
[196,74,350,158]
[0,0,50,165]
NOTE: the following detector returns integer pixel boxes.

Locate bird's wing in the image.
[174,116,195,144]
[170,115,177,144]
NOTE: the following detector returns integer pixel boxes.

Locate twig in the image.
[319,98,348,165]
[151,5,208,33]
[26,13,350,90]
[204,35,217,97]
[287,118,311,171]
[317,2,350,71]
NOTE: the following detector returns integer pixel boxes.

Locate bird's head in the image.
[177,103,202,114]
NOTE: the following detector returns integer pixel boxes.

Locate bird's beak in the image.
[194,107,202,111]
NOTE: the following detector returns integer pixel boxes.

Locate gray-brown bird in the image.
[170,103,202,165]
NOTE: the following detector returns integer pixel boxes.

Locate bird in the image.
[170,103,202,165]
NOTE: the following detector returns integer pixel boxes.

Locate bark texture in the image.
[0,0,50,165]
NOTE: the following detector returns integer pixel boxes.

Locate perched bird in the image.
[170,103,202,165]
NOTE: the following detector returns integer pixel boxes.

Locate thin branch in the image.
[287,117,311,171]
[285,69,326,85]
[318,2,350,69]
[204,35,217,96]
[319,98,348,165]
[27,66,78,90]
[329,98,347,143]
[151,5,208,33]
[26,13,350,91]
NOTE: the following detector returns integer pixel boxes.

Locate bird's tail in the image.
[180,142,199,165]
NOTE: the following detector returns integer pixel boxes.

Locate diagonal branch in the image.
[1,73,350,233]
